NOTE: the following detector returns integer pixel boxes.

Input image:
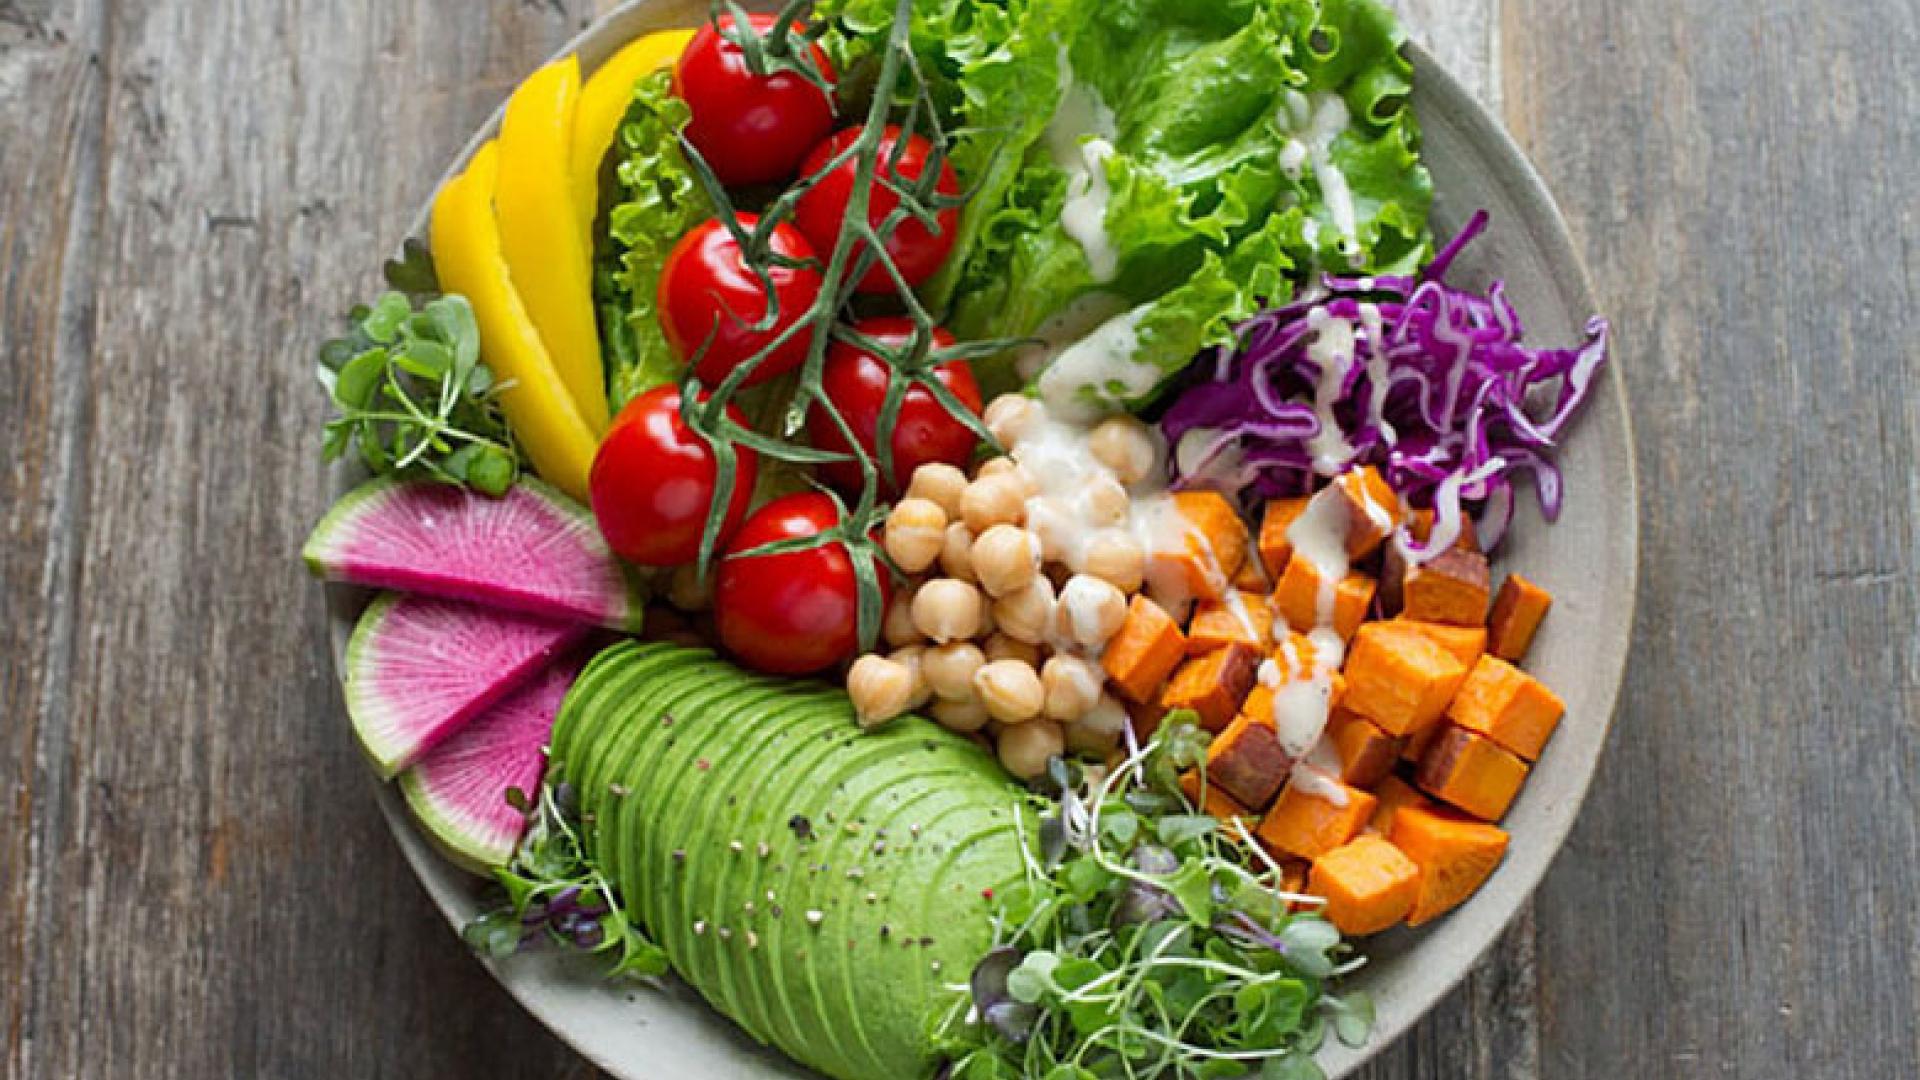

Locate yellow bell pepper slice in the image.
[570,29,696,238]
[431,142,600,503]
[494,57,609,434]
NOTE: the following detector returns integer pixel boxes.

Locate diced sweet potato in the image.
[1390,618,1488,669]
[1180,770,1257,827]
[1272,555,1376,642]
[1148,491,1250,602]
[1368,775,1434,835]
[1161,642,1261,732]
[1400,547,1492,627]
[1206,713,1295,810]
[1327,709,1404,787]
[1256,775,1378,860]
[1340,621,1469,736]
[1103,596,1188,704]
[1401,721,1442,764]
[1331,466,1404,561]
[1257,496,1311,578]
[1308,834,1421,935]
[1404,507,1480,552]
[1187,591,1275,655]
[1488,574,1552,662]
[1279,858,1309,899]
[1447,655,1566,760]
[1389,804,1510,925]
[1416,726,1529,820]
[1232,555,1272,593]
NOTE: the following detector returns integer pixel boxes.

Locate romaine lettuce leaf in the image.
[598,68,710,410]
[945,0,1432,412]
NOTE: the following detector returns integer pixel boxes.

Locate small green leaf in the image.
[361,292,412,344]
[1262,1051,1326,1080]
[1155,814,1218,848]
[393,339,453,380]
[333,349,387,410]
[1162,859,1214,926]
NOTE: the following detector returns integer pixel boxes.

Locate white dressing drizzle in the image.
[1280,90,1363,267]
[1046,65,1121,282]
[1303,308,1358,476]
[1357,301,1398,447]
[1035,304,1156,423]
[1268,484,1359,806]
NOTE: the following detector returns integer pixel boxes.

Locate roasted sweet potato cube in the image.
[1488,574,1552,662]
[1368,775,1434,835]
[1256,775,1378,860]
[1404,507,1480,552]
[1390,618,1488,669]
[1309,834,1421,935]
[1331,466,1404,561]
[1206,713,1295,810]
[1400,548,1492,627]
[1401,721,1442,764]
[1187,591,1275,654]
[1389,804,1510,925]
[1328,709,1404,787]
[1147,492,1250,602]
[1279,858,1310,900]
[1416,726,1529,821]
[1180,770,1257,828]
[1257,496,1311,578]
[1103,596,1187,704]
[1273,555,1376,642]
[1161,642,1261,732]
[1233,553,1273,593]
[1447,655,1566,760]
[1341,621,1469,736]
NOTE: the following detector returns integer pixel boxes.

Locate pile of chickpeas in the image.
[846,394,1167,781]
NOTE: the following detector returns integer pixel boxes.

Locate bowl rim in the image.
[325,4,1640,1076]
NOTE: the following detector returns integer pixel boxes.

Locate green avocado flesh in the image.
[548,642,1032,1080]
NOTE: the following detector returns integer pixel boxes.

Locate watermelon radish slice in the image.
[399,654,581,874]
[346,593,587,779]
[304,477,645,632]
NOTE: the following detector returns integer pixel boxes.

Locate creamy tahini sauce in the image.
[1303,308,1358,474]
[1035,303,1157,423]
[1270,483,1360,806]
[1046,67,1121,282]
[1281,90,1363,267]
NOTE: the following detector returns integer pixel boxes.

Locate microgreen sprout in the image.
[938,717,1373,1079]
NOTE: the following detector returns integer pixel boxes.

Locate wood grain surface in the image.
[2,0,1914,1077]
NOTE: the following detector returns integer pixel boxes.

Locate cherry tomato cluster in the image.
[589,14,981,677]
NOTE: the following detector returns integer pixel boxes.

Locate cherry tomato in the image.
[589,386,758,566]
[673,14,836,187]
[659,214,825,388]
[714,492,888,675]
[794,125,961,293]
[807,317,982,495]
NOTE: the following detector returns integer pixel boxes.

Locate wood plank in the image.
[1502,0,1920,1077]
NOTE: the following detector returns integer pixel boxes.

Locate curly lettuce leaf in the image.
[597,68,710,410]
[948,0,1431,410]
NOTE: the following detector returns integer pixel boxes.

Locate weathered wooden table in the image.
[4,0,1915,1076]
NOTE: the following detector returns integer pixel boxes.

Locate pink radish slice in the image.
[346,593,587,779]
[304,477,645,632]
[398,653,582,873]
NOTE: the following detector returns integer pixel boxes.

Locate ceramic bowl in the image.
[325,2,1638,1075]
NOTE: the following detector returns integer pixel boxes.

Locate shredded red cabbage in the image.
[1161,211,1610,553]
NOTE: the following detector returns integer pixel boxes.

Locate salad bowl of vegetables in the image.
[309,0,1636,1077]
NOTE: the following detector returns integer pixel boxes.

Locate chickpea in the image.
[1055,574,1128,648]
[984,632,1043,667]
[984,394,1043,448]
[997,719,1066,781]
[992,577,1057,645]
[888,645,933,708]
[912,579,984,644]
[1088,415,1158,486]
[1042,654,1103,722]
[973,659,1045,724]
[1066,692,1129,756]
[939,522,976,582]
[847,654,914,730]
[922,641,986,701]
[961,473,1027,534]
[1085,476,1131,527]
[971,525,1040,598]
[1024,498,1074,564]
[976,456,1018,481]
[666,563,713,612]
[1082,531,1146,592]
[931,696,991,734]
[882,588,924,648]
[976,597,997,637]
[883,498,947,573]
[905,462,968,519]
